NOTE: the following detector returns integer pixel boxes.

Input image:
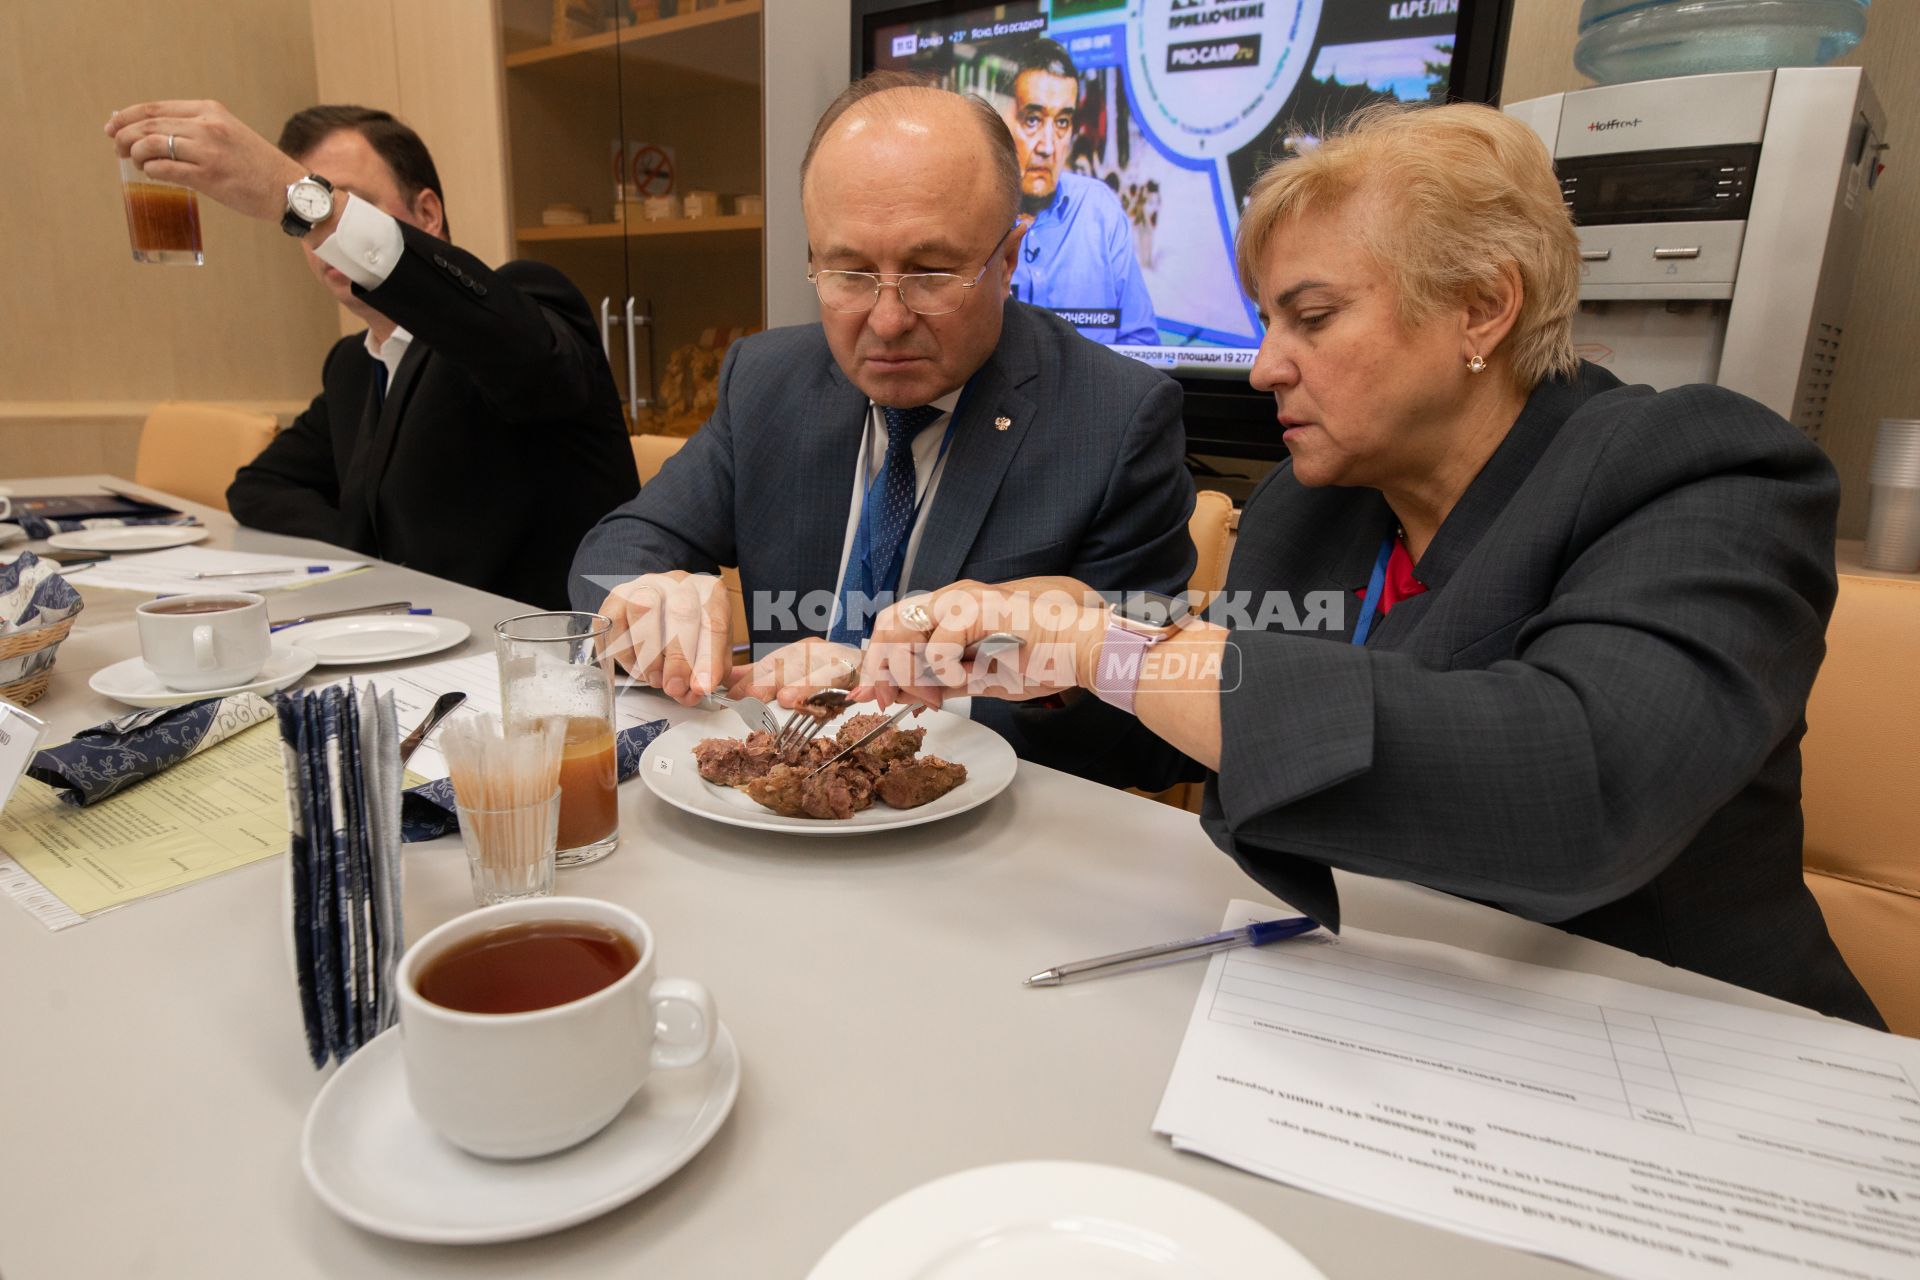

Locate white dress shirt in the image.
[312,195,413,385]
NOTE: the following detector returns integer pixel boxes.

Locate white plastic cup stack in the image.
[1864,418,1920,573]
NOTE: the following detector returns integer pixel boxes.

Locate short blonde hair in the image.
[1236,102,1580,388]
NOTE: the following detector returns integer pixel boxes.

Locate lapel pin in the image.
[993,415,1011,431]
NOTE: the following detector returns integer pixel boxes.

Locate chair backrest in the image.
[630,433,685,486]
[626,433,751,648]
[133,402,279,512]
[1187,489,1235,605]
[1801,572,1920,1035]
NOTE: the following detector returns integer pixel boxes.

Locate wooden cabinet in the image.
[499,0,766,429]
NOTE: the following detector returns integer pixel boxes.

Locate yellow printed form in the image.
[0,722,287,916]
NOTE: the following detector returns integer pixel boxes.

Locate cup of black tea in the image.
[396,896,717,1159]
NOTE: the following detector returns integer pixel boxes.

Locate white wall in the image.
[762,0,852,328]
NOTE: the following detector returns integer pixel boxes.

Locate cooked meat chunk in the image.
[742,761,876,819]
[834,713,926,768]
[876,756,967,809]
[692,731,781,786]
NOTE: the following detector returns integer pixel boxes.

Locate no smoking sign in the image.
[631,143,676,198]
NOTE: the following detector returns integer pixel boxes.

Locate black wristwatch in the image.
[281,173,335,237]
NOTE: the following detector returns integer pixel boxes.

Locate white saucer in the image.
[87,642,317,707]
[302,1022,741,1244]
[274,614,470,665]
[808,1161,1326,1279]
[46,525,206,552]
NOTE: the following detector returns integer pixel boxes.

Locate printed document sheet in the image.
[0,723,286,928]
[1155,900,1920,1280]
[313,654,668,781]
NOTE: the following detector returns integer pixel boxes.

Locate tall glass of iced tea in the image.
[496,612,620,867]
[119,157,203,266]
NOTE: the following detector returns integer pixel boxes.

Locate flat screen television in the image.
[853,0,1515,460]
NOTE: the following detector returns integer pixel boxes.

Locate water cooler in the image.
[1507,68,1886,444]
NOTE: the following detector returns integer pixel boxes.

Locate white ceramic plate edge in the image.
[299,1023,742,1245]
[278,614,471,666]
[807,1160,1327,1278]
[46,526,208,552]
[638,711,1014,836]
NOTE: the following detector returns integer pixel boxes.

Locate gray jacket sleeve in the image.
[567,344,744,611]
[1206,388,1839,925]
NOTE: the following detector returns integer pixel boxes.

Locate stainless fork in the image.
[773,689,849,760]
[699,692,782,739]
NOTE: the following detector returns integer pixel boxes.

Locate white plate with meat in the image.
[637,701,1015,835]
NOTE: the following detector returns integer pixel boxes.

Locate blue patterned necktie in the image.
[829,403,946,644]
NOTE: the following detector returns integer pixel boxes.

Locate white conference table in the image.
[0,476,1822,1279]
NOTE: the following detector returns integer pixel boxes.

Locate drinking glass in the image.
[118,156,204,266]
[495,612,620,867]
[455,790,561,905]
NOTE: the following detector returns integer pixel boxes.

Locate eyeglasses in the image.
[807,225,1017,317]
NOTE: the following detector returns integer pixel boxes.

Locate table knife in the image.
[269,601,416,632]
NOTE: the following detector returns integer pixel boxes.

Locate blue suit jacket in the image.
[569,299,1197,760]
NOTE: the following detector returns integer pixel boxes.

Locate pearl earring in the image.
[1466,354,1487,374]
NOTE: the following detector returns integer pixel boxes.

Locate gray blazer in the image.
[1036,363,1878,1025]
[569,299,1197,758]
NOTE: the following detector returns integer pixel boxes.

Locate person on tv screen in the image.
[1004,39,1159,348]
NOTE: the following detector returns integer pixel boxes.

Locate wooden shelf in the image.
[516,213,764,242]
[504,1,760,70]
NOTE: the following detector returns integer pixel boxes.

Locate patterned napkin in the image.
[398,719,669,842]
[6,512,199,541]
[279,681,402,1069]
[0,551,85,684]
[27,692,276,806]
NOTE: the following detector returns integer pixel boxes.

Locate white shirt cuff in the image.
[312,195,405,290]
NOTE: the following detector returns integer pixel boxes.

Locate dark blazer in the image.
[1057,364,1879,1026]
[228,222,636,609]
[568,299,1197,757]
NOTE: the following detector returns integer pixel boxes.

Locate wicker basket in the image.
[0,615,77,706]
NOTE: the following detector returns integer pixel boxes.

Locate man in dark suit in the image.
[570,74,1195,760]
[106,100,636,609]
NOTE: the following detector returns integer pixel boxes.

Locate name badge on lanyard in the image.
[1350,536,1395,647]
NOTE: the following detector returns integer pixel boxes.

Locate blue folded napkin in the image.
[8,512,199,541]
[398,719,669,842]
[0,552,85,687]
[279,681,401,1069]
[26,692,277,806]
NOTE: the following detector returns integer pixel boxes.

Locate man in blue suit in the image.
[569,72,1195,763]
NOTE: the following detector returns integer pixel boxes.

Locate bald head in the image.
[802,74,1019,222]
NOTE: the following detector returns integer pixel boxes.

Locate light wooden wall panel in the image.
[1500,0,1920,539]
[0,0,339,416]
[311,0,514,278]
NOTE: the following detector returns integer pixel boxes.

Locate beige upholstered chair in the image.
[627,434,751,648]
[1186,488,1235,607]
[133,401,279,512]
[1801,572,1920,1036]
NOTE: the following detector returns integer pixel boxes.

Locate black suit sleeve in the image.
[226,343,349,542]
[1206,388,1839,925]
[566,341,745,611]
[353,221,606,425]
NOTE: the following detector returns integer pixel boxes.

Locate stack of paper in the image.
[73,546,366,595]
[278,682,402,1068]
[1154,900,1920,1280]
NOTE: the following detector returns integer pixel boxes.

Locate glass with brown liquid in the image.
[118,157,203,266]
[495,612,621,867]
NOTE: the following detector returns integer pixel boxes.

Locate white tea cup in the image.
[396,896,717,1159]
[134,592,270,691]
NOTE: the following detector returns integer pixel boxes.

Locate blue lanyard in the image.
[1350,536,1395,647]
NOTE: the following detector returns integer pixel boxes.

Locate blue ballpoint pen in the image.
[1024,916,1320,987]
